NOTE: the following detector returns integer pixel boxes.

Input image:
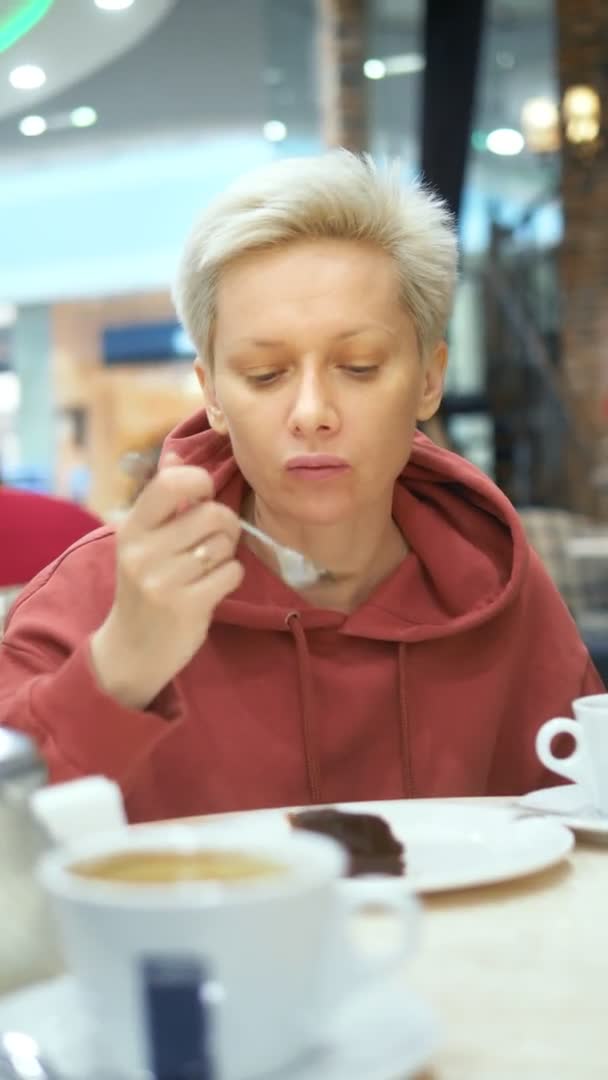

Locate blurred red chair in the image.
[0,487,102,590]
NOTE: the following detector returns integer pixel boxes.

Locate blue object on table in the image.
[142,955,216,1080]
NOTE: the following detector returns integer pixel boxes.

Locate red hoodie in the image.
[0,413,602,822]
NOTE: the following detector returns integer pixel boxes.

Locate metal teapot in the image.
[0,729,63,995]
[0,730,127,997]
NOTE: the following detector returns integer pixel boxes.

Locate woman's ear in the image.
[194,358,228,435]
[416,340,447,422]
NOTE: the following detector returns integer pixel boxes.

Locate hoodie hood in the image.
[162,408,528,644]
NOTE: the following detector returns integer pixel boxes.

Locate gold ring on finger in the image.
[193,543,213,574]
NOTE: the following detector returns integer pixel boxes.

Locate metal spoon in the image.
[239,519,328,589]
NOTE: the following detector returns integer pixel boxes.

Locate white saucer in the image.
[514,784,608,840]
[0,972,440,1080]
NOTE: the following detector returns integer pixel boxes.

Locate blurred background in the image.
[1,0,607,641]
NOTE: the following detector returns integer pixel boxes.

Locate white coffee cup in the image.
[39,822,418,1079]
[536,693,608,814]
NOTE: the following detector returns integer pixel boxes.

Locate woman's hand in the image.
[90,454,243,709]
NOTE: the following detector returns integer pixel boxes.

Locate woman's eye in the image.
[343,365,379,376]
[248,371,281,385]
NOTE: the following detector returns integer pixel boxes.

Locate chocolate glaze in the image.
[289,808,405,877]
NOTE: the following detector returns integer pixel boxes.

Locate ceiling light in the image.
[263,120,287,142]
[364,55,424,79]
[9,63,46,89]
[522,97,559,130]
[383,53,425,76]
[94,0,135,9]
[70,106,97,128]
[19,114,47,136]
[486,128,524,156]
[0,0,55,55]
[363,59,386,80]
[562,84,601,145]
[521,97,560,153]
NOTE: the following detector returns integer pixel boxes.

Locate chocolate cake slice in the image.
[289,807,405,877]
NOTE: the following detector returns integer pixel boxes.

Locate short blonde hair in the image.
[173,150,458,362]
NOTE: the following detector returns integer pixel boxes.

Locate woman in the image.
[0,151,601,821]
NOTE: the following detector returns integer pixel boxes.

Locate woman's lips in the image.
[287,455,352,481]
[285,455,351,479]
[286,455,349,469]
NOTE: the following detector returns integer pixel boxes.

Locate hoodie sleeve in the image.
[0,534,182,792]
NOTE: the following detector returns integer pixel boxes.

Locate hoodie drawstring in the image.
[398,643,413,796]
[286,612,322,803]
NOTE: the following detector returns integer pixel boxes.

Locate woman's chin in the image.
[284,499,356,528]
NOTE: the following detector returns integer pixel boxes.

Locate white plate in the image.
[204,800,574,894]
[514,783,608,840]
[0,972,440,1080]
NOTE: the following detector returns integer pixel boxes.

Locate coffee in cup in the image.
[70,848,287,885]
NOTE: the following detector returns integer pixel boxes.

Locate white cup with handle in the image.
[536,693,608,814]
[39,821,419,1079]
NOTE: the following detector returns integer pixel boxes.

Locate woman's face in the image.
[199,239,446,526]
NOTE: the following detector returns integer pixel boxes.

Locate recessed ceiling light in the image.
[94,0,135,9]
[486,128,525,156]
[9,63,46,89]
[263,120,287,142]
[19,114,47,136]
[70,106,97,128]
[363,59,386,80]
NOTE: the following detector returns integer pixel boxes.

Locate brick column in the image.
[316,0,368,152]
[556,0,608,516]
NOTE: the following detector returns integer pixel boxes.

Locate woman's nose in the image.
[288,372,339,435]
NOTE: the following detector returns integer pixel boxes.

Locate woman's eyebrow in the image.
[333,324,396,341]
[234,324,396,348]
